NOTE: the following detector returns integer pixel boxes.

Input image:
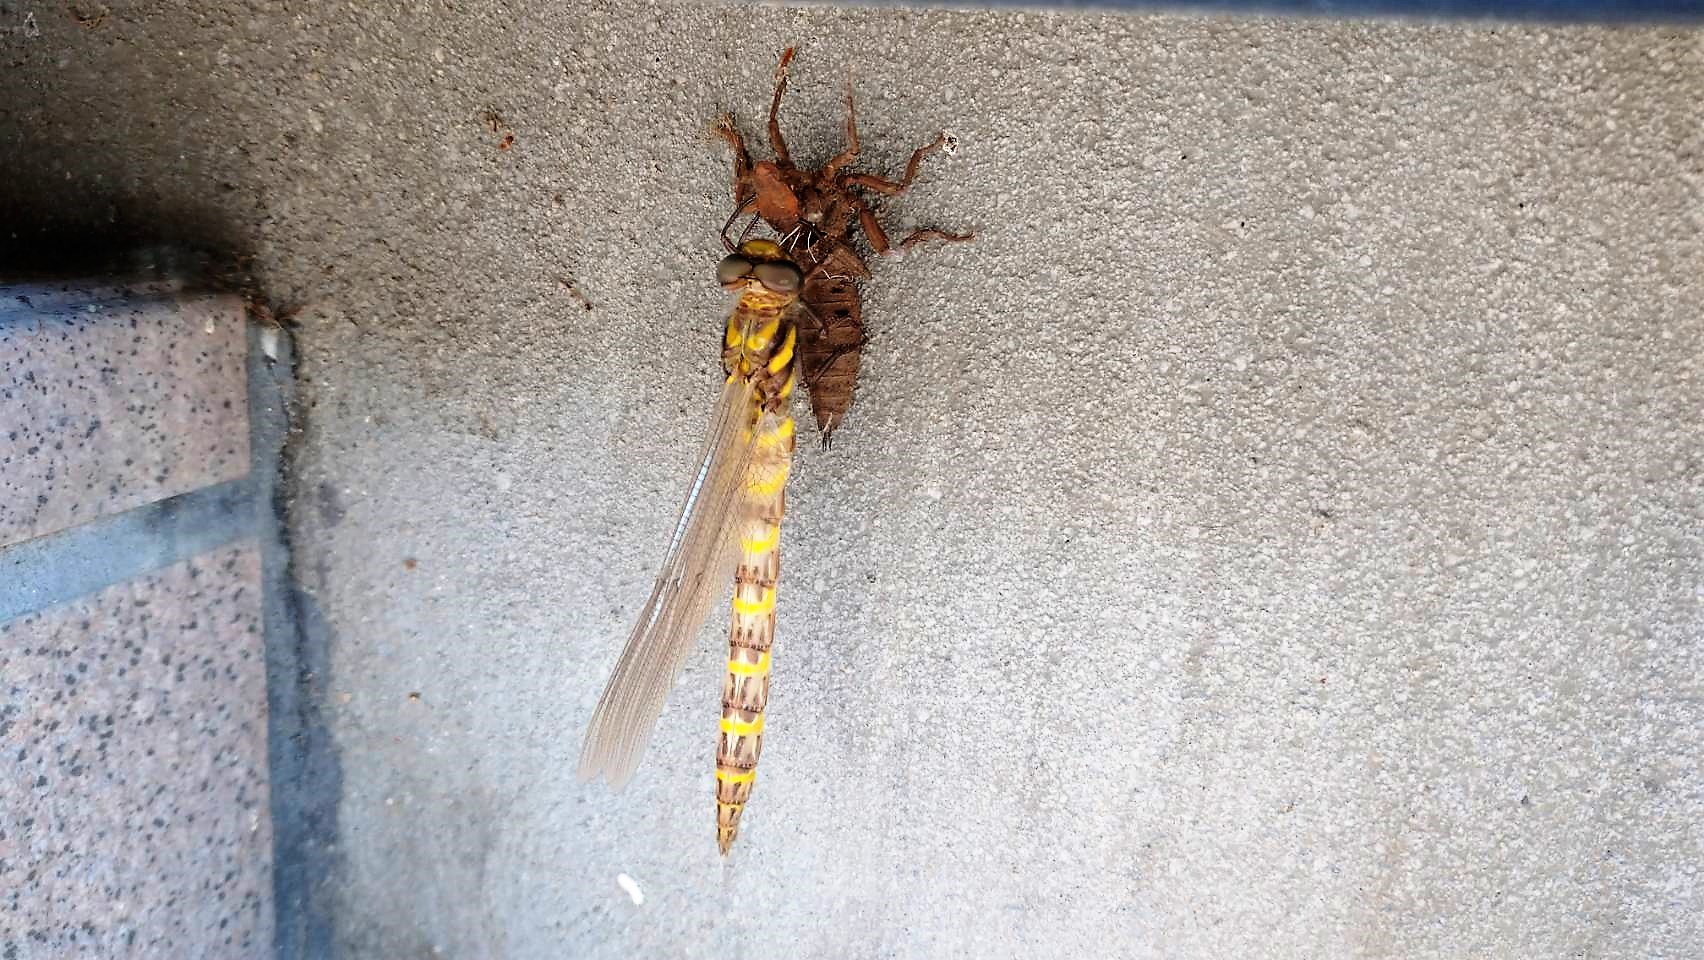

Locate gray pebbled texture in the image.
[3,3,1701,958]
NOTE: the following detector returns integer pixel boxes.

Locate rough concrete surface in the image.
[3,3,1701,958]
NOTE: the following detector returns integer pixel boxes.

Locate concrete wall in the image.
[3,4,1700,959]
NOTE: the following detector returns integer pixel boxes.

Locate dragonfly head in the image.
[717,240,803,296]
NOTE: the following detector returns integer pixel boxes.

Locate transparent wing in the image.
[577,375,760,788]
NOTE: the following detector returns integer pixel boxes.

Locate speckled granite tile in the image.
[0,292,249,547]
[0,542,273,959]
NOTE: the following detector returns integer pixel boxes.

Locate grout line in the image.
[248,319,343,960]
[0,477,256,621]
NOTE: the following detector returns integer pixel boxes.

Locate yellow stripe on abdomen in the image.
[731,587,776,617]
[720,714,765,737]
[727,650,771,677]
[740,526,780,554]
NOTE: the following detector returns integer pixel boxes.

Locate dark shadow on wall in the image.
[0,209,246,286]
[0,136,260,296]
[0,6,269,287]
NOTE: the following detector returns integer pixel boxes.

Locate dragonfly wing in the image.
[578,375,761,788]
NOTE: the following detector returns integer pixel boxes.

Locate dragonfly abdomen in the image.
[715,410,793,854]
[716,503,781,852]
[715,255,799,855]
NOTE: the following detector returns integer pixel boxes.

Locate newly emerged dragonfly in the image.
[578,238,804,855]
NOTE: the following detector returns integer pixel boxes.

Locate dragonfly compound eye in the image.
[716,255,753,286]
[753,261,802,294]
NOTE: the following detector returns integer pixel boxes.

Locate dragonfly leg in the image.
[767,47,795,167]
[719,197,757,252]
[851,194,972,257]
[820,72,861,181]
[842,131,956,197]
[713,114,756,209]
[850,195,894,255]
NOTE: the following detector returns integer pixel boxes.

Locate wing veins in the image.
[577,376,760,787]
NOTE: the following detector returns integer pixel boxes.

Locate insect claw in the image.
[719,200,750,252]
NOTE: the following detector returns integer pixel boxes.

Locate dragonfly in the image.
[715,47,972,445]
[577,238,805,855]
